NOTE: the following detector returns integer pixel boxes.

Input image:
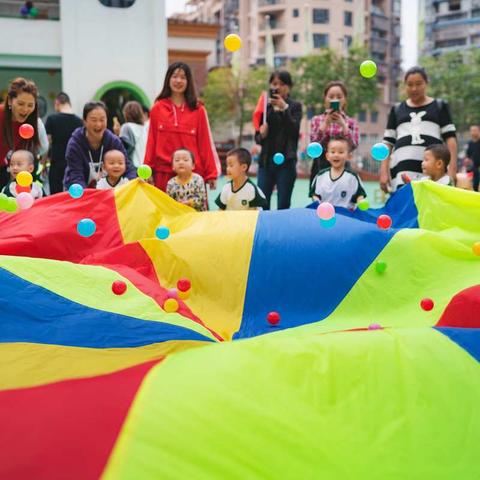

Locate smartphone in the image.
[269,88,279,98]
[330,100,340,111]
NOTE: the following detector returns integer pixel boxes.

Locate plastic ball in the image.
[371,143,390,162]
[375,261,387,274]
[317,201,335,220]
[420,298,434,311]
[273,152,285,165]
[29,6,38,16]
[368,323,382,330]
[357,199,370,211]
[16,171,33,187]
[164,298,179,313]
[15,184,31,194]
[18,123,34,140]
[224,33,242,52]
[267,311,280,325]
[68,183,84,199]
[167,288,179,299]
[155,226,170,240]
[20,5,29,15]
[306,142,323,159]
[320,216,336,228]
[177,278,191,292]
[112,280,127,295]
[178,289,190,300]
[0,193,8,211]
[359,60,377,78]
[137,164,152,180]
[473,242,480,256]
[77,218,96,237]
[377,214,392,230]
[16,192,34,210]
[5,197,18,213]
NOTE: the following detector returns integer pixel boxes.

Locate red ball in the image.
[377,214,392,230]
[19,123,34,140]
[177,278,191,292]
[112,280,127,295]
[420,298,434,311]
[15,184,31,194]
[267,311,280,325]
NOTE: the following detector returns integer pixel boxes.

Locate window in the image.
[312,8,329,24]
[292,33,299,42]
[344,11,353,26]
[344,35,353,48]
[293,8,299,17]
[313,33,329,48]
[371,111,378,123]
[98,0,136,7]
[358,110,367,122]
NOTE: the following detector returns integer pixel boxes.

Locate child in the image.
[310,136,366,208]
[166,148,207,212]
[215,148,267,210]
[96,149,129,189]
[421,144,452,185]
[1,149,43,199]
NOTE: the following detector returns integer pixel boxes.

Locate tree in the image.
[291,46,380,117]
[420,48,480,132]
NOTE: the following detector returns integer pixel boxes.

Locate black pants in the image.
[49,162,66,194]
[257,161,296,210]
[473,165,480,192]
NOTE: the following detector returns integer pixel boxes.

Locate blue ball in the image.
[155,226,170,240]
[320,216,336,228]
[371,143,390,161]
[77,218,96,237]
[68,183,84,199]
[273,152,285,165]
[307,142,323,159]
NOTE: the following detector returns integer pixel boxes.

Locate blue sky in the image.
[165,0,419,68]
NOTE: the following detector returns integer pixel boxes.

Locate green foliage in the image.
[291,46,380,116]
[420,48,480,131]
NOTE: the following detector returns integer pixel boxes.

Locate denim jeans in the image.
[257,161,297,210]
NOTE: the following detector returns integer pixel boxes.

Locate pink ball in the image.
[167,288,179,299]
[316,202,335,221]
[368,323,382,330]
[16,191,34,210]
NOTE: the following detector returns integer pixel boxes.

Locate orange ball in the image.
[473,242,480,256]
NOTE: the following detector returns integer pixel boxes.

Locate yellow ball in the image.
[164,298,179,313]
[224,34,242,52]
[16,171,33,187]
[473,242,480,256]
[178,289,190,300]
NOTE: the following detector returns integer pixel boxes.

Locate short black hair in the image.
[327,135,354,152]
[227,147,252,169]
[404,66,428,83]
[10,149,35,165]
[425,144,450,169]
[269,70,293,88]
[83,101,108,120]
[56,92,71,105]
[172,148,195,164]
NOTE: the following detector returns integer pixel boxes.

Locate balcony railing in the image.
[258,0,284,8]
[0,0,59,20]
[259,17,285,30]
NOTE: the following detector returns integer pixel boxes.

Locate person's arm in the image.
[310,114,327,143]
[37,118,49,157]
[196,105,220,189]
[281,100,302,138]
[446,136,458,180]
[143,106,157,169]
[438,101,458,181]
[352,175,367,204]
[64,141,87,188]
[380,106,397,193]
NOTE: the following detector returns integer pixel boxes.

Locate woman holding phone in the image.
[309,81,359,184]
[254,70,302,210]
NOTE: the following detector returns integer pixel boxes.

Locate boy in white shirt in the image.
[96,149,129,190]
[421,144,452,186]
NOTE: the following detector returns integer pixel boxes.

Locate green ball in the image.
[137,165,152,180]
[29,6,39,17]
[360,60,377,79]
[358,199,370,211]
[0,193,7,211]
[5,197,18,213]
[375,261,387,274]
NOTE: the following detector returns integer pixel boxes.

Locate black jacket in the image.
[255,97,302,169]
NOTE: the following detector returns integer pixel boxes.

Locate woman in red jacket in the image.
[144,62,220,191]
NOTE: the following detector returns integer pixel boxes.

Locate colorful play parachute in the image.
[1,180,479,479]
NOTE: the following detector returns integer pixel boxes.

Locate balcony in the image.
[371,13,389,31]
[370,36,388,55]
[258,16,285,32]
[258,0,285,13]
[0,0,59,20]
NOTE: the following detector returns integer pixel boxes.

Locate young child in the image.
[96,149,129,189]
[215,148,267,210]
[166,148,207,212]
[1,150,43,199]
[310,136,366,208]
[421,144,452,185]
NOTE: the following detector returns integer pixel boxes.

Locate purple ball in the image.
[20,6,29,15]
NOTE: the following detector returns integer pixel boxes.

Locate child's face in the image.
[10,154,34,179]
[103,152,126,179]
[226,155,247,180]
[325,140,351,169]
[172,151,194,175]
[422,150,443,177]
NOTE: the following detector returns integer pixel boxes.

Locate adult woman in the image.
[309,81,359,185]
[254,70,302,210]
[63,101,136,189]
[381,66,457,192]
[0,77,47,189]
[119,100,148,168]
[144,62,220,191]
